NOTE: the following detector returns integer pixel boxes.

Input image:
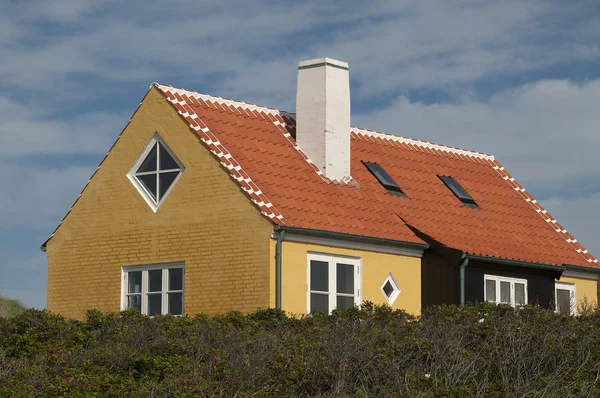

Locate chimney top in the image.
[298,58,349,71]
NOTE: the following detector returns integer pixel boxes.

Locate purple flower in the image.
[34,385,41,391]
[65,377,73,383]
[0,360,4,366]
[49,381,55,386]
[149,386,157,391]
[370,369,377,376]
[286,361,292,368]
[226,378,232,385]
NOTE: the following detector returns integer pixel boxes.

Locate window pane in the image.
[485,279,496,302]
[440,176,473,201]
[515,283,526,305]
[128,271,142,293]
[556,289,571,314]
[126,295,141,312]
[310,261,328,292]
[148,270,162,292]
[500,281,510,303]
[168,293,183,315]
[137,174,157,200]
[169,268,183,291]
[159,171,180,200]
[310,293,328,314]
[336,263,354,294]
[137,143,158,173]
[159,144,180,170]
[383,281,395,298]
[148,294,162,316]
[336,296,355,311]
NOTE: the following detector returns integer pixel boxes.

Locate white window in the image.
[127,133,184,212]
[307,253,361,314]
[380,273,401,305]
[555,282,576,315]
[122,263,184,316]
[484,274,527,307]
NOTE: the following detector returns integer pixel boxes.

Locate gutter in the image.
[463,254,565,272]
[459,254,565,305]
[563,263,600,274]
[274,227,286,310]
[459,256,469,305]
[275,226,429,251]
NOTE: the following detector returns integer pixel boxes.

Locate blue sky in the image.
[1,0,599,309]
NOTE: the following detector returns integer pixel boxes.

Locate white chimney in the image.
[296,57,351,181]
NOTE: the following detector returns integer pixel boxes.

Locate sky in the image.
[1,0,599,309]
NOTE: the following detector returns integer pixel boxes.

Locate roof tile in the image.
[154,83,597,267]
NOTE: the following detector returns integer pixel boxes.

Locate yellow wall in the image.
[561,275,598,310]
[276,240,421,316]
[45,87,274,320]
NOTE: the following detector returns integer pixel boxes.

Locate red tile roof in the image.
[155,83,598,268]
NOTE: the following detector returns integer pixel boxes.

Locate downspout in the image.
[275,228,286,310]
[459,256,469,305]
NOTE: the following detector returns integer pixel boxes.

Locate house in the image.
[42,58,600,320]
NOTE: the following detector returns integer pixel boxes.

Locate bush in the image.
[0,303,599,397]
[0,295,26,318]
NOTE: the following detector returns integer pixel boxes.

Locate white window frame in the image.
[555,281,577,315]
[484,274,528,307]
[127,133,185,212]
[380,273,401,305]
[306,253,361,314]
[121,262,185,316]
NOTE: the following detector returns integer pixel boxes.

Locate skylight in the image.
[439,176,479,209]
[363,162,406,197]
[128,134,184,211]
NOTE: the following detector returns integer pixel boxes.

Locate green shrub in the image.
[0,302,599,397]
[0,295,26,318]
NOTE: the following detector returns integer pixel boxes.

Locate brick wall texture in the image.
[45,87,274,320]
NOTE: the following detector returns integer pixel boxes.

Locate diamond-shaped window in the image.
[380,274,400,305]
[128,134,184,211]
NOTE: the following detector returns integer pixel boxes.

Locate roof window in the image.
[439,176,479,209]
[363,162,406,197]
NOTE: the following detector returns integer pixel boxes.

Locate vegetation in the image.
[1,302,600,397]
[0,295,26,318]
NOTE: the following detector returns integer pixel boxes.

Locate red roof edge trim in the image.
[155,84,287,225]
[490,160,598,266]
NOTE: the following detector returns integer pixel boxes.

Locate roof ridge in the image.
[351,127,495,161]
[153,83,494,161]
[152,83,294,118]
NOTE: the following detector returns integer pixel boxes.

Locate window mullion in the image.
[510,281,515,306]
[496,280,500,304]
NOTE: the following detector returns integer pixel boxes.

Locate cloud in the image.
[0,95,127,157]
[354,79,600,195]
[1,0,598,104]
[0,162,96,229]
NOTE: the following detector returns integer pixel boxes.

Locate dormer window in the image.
[439,176,479,209]
[128,134,184,211]
[363,161,406,197]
